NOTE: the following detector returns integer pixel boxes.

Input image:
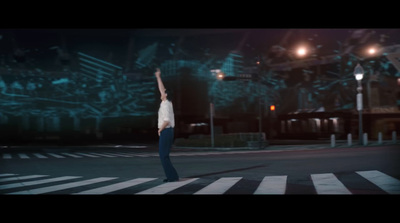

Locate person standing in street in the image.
[155,68,179,182]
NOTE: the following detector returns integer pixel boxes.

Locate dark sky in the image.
[5,28,399,50]
[1,28,399,68]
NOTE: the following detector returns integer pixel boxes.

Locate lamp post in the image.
[354,63,364,145]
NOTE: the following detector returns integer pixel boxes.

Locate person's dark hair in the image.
[165,88,173,101]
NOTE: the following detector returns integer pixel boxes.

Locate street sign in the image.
[221,73,257,81]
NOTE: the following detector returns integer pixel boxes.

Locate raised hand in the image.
[155,68,161,78]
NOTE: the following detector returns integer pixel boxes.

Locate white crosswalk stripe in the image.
[18,153,29,159]
[85,152,116,158]
[194,177,242,194]
[356,170,400,194]
[0,150,276,160]
[2,153,12,159]
[254,175,287,194]
[0,173,18,177]
[136,178,199,194]
[33,153,48,158]
[1,170,399,195]
[0,151,148,159]
[46,153,66,158]
[74,152,101,158]
[9,177,117,194]
[61,153,83,158]
[0,176,82,190]
[75,178,157,194]
[311,173,352,194]
[0,175,48,183]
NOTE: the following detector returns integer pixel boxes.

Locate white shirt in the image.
[158,100,175,129]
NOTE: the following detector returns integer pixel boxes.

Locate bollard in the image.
[363,133,368,146]
[378,132,382,145]
[331,134,335,147]
[393,131,397,143]
[347,133,352,146]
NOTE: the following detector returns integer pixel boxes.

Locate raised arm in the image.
[155,68,166,96]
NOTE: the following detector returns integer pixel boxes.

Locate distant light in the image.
[210,69,221,73]
[190,123,208,127]
[217,72,225,80]
[297,47,307,56]
[354,63,364,81]
[368,47,376,55]
[355,74,363,81]
[270,105,275,111]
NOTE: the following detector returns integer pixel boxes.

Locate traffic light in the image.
[270,105,275,111]
[269,105,276,118]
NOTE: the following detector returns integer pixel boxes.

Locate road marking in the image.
[254,175,287,194]
[46,153,66,158]
[136,178,199,194]
[18,153,29,159]
[110,151,139,157]
[75,178,157,194]
[194,177,242,194]
[2,153,12,159]
[133,153,153,157]
[0,173,18,177]
[311,173,352,194]
[75,152,100,158]
[61,153,83,158]
[87,152,116,158]
[8,177,117,194]
[102,152,133,157]
[356,170,400,194]
[33,153,48,159]
[0,175,48,183]
[0,176,82,190]
[2,170,398,195]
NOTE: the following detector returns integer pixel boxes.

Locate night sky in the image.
[1,28,399,69]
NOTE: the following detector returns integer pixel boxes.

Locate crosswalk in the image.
[1,150,158,159]
[0,149,297,159]
[1,170,399,195]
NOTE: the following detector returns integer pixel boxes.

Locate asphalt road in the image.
[1,144,399,195]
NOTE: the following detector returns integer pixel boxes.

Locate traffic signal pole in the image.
[258,78,263,149]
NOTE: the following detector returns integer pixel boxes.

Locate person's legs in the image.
[159,128,179,181]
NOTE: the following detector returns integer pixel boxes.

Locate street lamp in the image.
[296,47,307,57]
[217,72,225,80]
[354,63,364,145]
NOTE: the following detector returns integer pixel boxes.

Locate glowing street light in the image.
[354,63,364,145]
[367,47,376,55]
[297,47,307,57]
[354,63,364,81]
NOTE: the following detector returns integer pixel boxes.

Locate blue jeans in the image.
[159,128,179,181]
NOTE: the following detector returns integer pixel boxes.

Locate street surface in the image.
[1,143,399,195]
